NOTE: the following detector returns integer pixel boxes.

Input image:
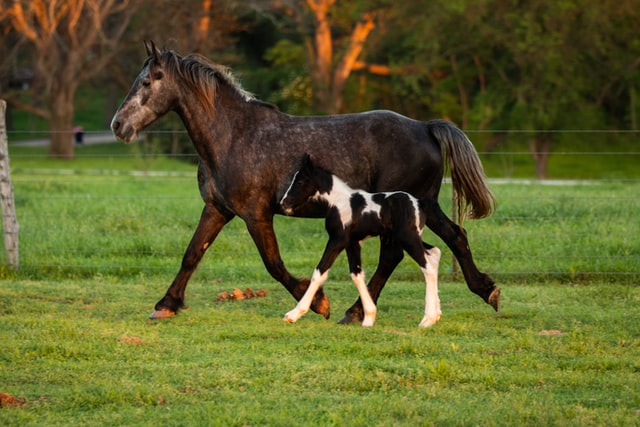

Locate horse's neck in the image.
[176,86,239,154]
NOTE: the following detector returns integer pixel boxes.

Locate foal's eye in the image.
[153,71,164,80]
[141,79,151,87]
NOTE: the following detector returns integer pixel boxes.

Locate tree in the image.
[305,0,377,113]
[257,0,385,114]
[1,0,144,159]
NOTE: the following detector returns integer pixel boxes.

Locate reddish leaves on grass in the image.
[0,392,27,407]
[118,336,143,345]
[215,288,267,302]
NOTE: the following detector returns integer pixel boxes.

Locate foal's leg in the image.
[339,237,404,324]
[345,241,377,327]
[151,203,234,319]
[283,267,330,323]
[422,199,500,311]
[283,239,346,323]
[402,236,442,327]
[245,215,331,319]
[418,245,442,328]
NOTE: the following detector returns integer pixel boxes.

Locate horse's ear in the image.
[144,40,161,63]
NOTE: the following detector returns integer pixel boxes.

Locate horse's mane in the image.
[159,50,270,114]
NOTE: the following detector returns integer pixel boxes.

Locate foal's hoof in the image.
[338,307,363,325]
[487,287,501,312]
[149,308,176,319]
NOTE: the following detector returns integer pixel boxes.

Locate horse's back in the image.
[274,109,443,199]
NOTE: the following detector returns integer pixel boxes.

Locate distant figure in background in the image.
[73,126,84,144]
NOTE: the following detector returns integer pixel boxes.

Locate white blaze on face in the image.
[279,169,300,214]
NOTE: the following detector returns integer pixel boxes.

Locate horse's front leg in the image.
[339,237,404,324]
[345,241,377,327]
[151,203,234,319]
[245,215,331,319]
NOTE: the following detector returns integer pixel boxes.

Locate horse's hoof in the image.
[149,308,175,319]
[487,287,501,312]
[311,293,330,319]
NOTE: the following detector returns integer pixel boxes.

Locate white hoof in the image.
[419,313,442,328]
[361,317,375,327]
[283,308,304,323]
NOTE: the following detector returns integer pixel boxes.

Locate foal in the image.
[279,154,442,327]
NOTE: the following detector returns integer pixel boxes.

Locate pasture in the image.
[1,143,639,425]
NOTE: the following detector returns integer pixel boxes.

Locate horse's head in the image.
[111,41,177,143]
[280,154,332,215]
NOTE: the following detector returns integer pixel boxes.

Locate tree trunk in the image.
[195,0,213,53]
[530,136,552,179]
[48,88,76,159]
[306,1,375,114]
[329,12,375,114]
[307,0,334,113]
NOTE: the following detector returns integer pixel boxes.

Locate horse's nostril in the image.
[112,120,120,131]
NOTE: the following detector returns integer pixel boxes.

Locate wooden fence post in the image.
[0,100,19,270]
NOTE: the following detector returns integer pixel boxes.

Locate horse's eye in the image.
[153,71,164,80]
[142,79,151,87]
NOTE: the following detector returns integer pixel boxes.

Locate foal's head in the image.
[280,154,333,215]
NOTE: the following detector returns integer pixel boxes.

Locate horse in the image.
[280,154,442,328]
[110,41,500,322]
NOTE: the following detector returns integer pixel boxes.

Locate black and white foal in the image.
[279,154,441,327]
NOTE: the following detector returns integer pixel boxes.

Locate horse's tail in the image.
[427,119,496,220]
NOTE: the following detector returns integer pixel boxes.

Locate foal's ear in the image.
[301,153,314,170]
[144,40,161,63]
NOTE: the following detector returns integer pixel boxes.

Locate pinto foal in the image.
[279,155,442,327]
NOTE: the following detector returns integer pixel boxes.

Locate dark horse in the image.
[280,154,442,328]
[111,41,500,322]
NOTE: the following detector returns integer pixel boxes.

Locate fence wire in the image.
[2,129,639,283]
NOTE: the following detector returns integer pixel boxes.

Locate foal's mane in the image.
[158,49,260,114]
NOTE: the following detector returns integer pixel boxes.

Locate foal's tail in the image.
[428,119,496,219]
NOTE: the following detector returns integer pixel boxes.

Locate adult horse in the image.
[111,41,500,322]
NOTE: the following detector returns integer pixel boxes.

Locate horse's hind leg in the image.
[345,241,377,327]
[423,199,500,311]
[245,215,330,319]
[339,237,404,324]
[151,203,234,319]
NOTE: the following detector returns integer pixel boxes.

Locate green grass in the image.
[3,147,638,283]
[0,143,639,425]
[1,278,639,426]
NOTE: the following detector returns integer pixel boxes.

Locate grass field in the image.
[1,143,639,425]
[1,278,639,426]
